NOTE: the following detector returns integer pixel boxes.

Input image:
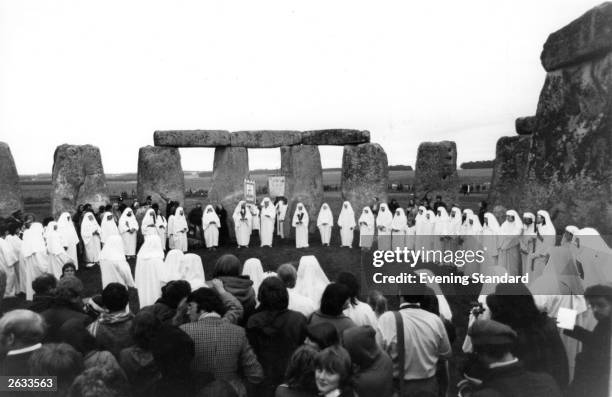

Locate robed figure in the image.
[259,198,276,247]
[233,201,252,248]
[292,203,309,248]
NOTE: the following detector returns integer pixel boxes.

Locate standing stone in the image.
[137,146,185,215]
[208,147,249,239]
[488,136,532,210]
[341,143,389,217]
[414,141,459,204]
[0,142,23,217]
[281,145,324,237]
[52,144,110,217]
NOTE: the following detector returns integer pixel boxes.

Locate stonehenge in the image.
[414,141,459,205]
[137,146,185,214]
[0,142,23,217]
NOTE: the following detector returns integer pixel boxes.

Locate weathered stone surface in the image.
[207,147,249,239]
[281,145,324,236]
[487,136,532,209]
[300,129,370,146]
[52,144,110,217]
[154,130,231,147]
[230,130,302,148]
[515,116,536,135]
[137,146,185,215]
[541,2,612,71]
[414,141,459,204]
[341,143,389,217]
[0,142,23,217]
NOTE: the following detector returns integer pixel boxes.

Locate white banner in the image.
[268,176,285,197]
[244,179,256,203]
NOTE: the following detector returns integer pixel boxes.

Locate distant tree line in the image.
[460,160,494,169]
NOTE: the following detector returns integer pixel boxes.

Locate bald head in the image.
[0,310,46,354]
[277,263,297,288]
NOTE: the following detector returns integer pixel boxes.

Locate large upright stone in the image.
[281,145,324,236]
[154,130,231,147]
[230,130,302,148]
[52,144,109,217]
[208,147,249,239]
[541,2,612,71]
[0,142,23,217]
[301,129,370,146]
[488,136,532,209]
[414,141,459,204]
[137,146,185,214]
[341,143,389,217]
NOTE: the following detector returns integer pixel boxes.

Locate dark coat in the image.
[472,361,562,397]
[40,302,92,342]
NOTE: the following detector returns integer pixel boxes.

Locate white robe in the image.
[233,202,252,247]
[391,208,408,249]
[99,235,135,289]
[338,202,356,247]
[100,212,120,244]
[480,213,501,269]
[376,204,393,251]
[156,214,168,250]
[276,201,287,238]
[250,205,260,231]
[135,235,165,308]
[498,210,523,276]
[243,258,265,297]
[21,223,49,300]
[45,222,71,279]
[259,199,276,247]
[202,205,220,248]
[0,237,18,297]
[118,208,139,256]
[164,249,185,282]
[182,254,206,290]
[141,209,158,237]
[168,207,188,252]
[317,204,333,246]
[57,212,79,266]
[292,204,309,249]
[358,207,375,249]
[81,215,102,264]
[295,255,329,306]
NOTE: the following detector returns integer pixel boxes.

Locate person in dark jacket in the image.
[213,254,257,324]
[27,273,57,313]
[564,284,612,397]
[0,310,46,376]
[140,280,192,325]
[342,326,393,397]
[41,276,92,342]
[247,277,307,397]
[150,326,196,397]
[486,283,569,391]
[307,283,356,337]
[462,319,562,397]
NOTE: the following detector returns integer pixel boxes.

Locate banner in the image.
[244,179,256,203]
[268,176,285,197]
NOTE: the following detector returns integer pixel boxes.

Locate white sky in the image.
[0,0,600,174]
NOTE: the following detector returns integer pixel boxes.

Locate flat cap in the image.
[468,319,517,346]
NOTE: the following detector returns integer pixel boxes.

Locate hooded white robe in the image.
[317,203,333,246]
[141,208,158,237]
[168,207,188,252]
[99,235,135,289]
[233,201,252,247]
[292,203,309,249]
[20,223,50,300]
[391,208,408,250]
[276,201,287,238]
[480,212,500,269]
[531,209,556,280]
[433,207,451,252]
[575,228,612,287]
[100,212,120,244]
[498,210,523,276]
[376,203,393,251]
[462,214,483,276]
[295,255,329,306]
[155,212,168,250]
[338,201,356,247]
[0,236,18,297]
[358,207,375,249]
[57,212,79,266]
[419,210,436,252]
[448,207,463,250]
[119,208,139,256]
[135,235,165,308]
[414,206,428,251]
[202,205,221,248]
[164,249,184,283]
[81,214,102,264]
[243,258,265,298]
[45,221,72,279]
[259,198,276,247]
[181,253,206,290]
[250,204,260,232]
[520,212,537,277]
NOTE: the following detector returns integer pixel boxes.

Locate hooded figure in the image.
[242,258,265,298]
[433,207,451,251]
[168,207,188,252]
[100,212,120,244]
[317,203,334,246]
[375,203,393,251]
[45,221,72,279]
[259,197,276,247]
[275,199,288,238]
[390,208,408,250]
[164,249,185,283]
[155,207,168,250]
[0,234,18,297]
[462,214,483,273]
[531,209,556,280]
[140,208,158,237]
[20,223,50,300]
[338,201,356,248]
[181,253,206,290]
[342,326,394,397]
[249,203,260,232]
[81,213,102,266]
[414,206,429,251]
[498,209,523,276]
[358,207,375,249]
[233,201,252,248]
[118,208,139,256]
[574,227,612,287]
[520,212,537,277]
[201,205,220,249]
[135,234,165,308]
[292,203,309,249]
[480,212,500,268]
[459,209,474,236]
[57,212,79,265]
[420,210,436,251]
[295,255,330,306]
[99,234,136,289]
[448,207,463,251]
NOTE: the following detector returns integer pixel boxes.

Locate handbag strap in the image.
[393,310,405,396]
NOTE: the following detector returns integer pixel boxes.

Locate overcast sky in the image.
[0,0,600,174]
